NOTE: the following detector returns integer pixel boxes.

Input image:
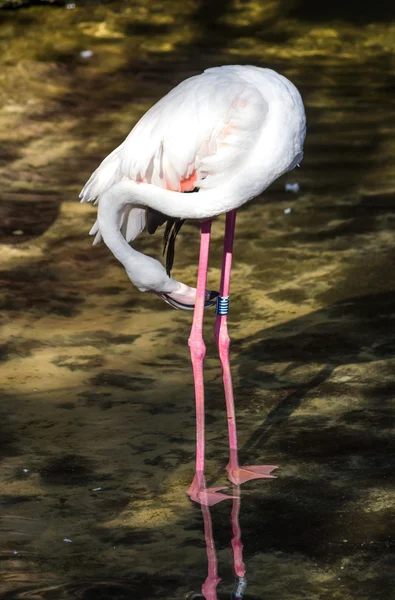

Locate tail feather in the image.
[124,207,146,242]
[93,231,102,245]
[89,221,100,236]
[163,218,185,276]
[80,144,123,203]
[88,207,146,247]
[146,208,168,234]
[146,209,185,276]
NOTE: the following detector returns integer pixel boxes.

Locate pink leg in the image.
[214,211,277,485]
[189,220,211,475]
[188,220,234,506]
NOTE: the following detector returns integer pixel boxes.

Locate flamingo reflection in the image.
[187,475,247,600]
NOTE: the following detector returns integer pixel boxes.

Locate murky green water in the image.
[1,1,395,598]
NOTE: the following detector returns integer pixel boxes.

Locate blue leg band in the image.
[216,295,230,315]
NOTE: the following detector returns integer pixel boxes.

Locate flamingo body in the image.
[80,65,305,305]
[81,66,306,503]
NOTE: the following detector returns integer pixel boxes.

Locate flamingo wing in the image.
[120,67,267,191]
[80,66,267,243]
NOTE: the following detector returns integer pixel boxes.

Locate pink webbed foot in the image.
[226,464,278,486]
[187,473,236,506]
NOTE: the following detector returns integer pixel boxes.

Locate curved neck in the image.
[97,191,179,294]
[97,198,136,268]
[101,179,247,220]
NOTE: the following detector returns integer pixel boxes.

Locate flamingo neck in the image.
[97,191,180,294]
[100,179,242,220]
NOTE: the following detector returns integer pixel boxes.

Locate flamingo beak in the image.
[160,290,218,311]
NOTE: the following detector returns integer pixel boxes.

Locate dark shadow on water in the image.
[236,291,395,460]
[0,580,159,599]
[0,263,85,318]
[282,0,395,24]
[0,194,60,244]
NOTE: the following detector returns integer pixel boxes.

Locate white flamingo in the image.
[80,65,306,505]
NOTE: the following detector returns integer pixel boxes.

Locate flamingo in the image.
[80,65,306,504]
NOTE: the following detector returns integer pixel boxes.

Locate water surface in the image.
[1,1,395,598]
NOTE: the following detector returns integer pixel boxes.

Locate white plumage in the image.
[80,65,306,307]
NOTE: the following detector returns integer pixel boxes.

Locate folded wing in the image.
[80,66,267,244]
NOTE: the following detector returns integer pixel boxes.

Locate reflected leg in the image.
[201,502,221,600]
[230,485,248,599]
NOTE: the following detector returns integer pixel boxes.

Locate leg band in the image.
[216,295,229,316]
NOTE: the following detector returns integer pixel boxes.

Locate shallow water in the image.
[1,1,395,598]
